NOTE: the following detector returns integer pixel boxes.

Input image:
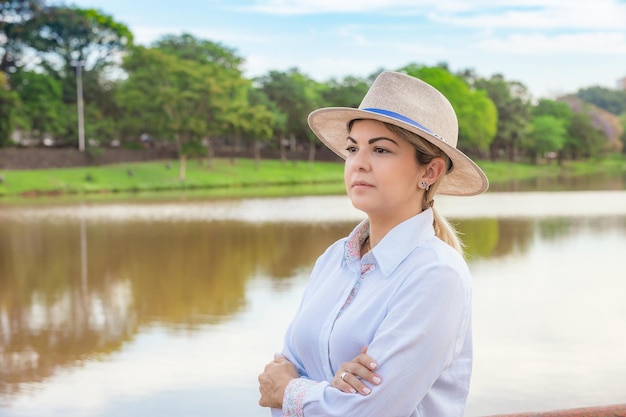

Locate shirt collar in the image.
[344,208,436,278]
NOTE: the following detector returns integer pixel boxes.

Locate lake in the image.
[1,179,626,416]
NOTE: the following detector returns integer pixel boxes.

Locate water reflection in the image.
[489,170,626,192]
[459,218,533,260]
[0,218,357,397]
[1,192,626,416]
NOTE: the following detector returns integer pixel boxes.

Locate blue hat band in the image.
[363,107,432,133]
[363,107,445,142]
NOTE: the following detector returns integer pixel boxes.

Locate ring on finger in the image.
[340,371,348,381]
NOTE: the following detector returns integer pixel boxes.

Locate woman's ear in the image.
[421,157,446,185]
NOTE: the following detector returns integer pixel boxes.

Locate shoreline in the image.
[1,156,625,202]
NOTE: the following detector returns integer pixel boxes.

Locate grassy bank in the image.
[1,155,625,200]
[0,158,346,200]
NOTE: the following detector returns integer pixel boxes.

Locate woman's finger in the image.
[341,371,372,395]
[332,365,381,395]
[355,346,379,371]
[330,347,382,395]
[332,370,364,394]
[334,371,358,394]
[344,360,382,387]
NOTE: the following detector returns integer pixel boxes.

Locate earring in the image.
[420,181,430,191]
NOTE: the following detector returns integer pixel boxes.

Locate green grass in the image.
[0,155,625,201]
[479,154,626,181]
[0,158,346,199]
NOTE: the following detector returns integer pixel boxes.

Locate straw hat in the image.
[308,71,488,196]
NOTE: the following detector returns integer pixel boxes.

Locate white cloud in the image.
[238,0,626,31]
[432,1,626,30]
[129,25,275,47]
[478,31,626,55]
[330,23,452,55]
[237,0,436,15]
[56,0,626,98]
[128,26,178,45]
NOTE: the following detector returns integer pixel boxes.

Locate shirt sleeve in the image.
[269,252,330,417]
[280,260,471,417]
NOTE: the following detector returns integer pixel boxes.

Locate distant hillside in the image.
[576,86,626,115]
[558,95,624,153]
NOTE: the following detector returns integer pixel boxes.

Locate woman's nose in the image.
[348,149,370,171]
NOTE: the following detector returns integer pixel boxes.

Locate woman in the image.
[258,71,488,417]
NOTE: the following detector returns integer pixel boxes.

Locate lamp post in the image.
[71,60,86,152]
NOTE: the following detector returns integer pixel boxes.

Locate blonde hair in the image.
[384,123,465,255]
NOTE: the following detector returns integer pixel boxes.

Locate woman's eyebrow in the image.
[346,136,399,145]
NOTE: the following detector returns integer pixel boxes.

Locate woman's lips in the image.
[352,180,374,188]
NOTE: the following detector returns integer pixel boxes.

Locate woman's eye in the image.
[345,146,357,153]
[374,147,389,154]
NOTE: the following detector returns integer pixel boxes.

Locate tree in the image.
[620,114,626,154]
[151,33,276,168]
[230,101,276,169]
[0,0,43,74]
[30,6,133,73]
[118,46,204,179]
[524,115,567,163]
[213,78,276,168]
[11,70,64,139]
[255,68,321,163]
[401,64,497,156]
[27,5,132,109]
[555,96,621,159]
[533,98,573,120]
[568,111,607,159]
[577,86,626,116]
[473,74,532,161]
[249,86,287,162]
[319,74,371,108]
[531,99,574,163]
[3,5,134,147]
[118,45,259,180]
[0,72,19,146]
[152,33,244,70]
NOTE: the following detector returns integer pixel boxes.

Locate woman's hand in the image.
[332,347,381,395]
[258,354,299,408]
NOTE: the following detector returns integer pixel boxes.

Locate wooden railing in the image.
[482,404,626,417]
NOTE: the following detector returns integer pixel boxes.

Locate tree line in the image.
[2,0,626,177]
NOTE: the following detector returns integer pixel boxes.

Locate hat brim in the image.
[308,107,489,196]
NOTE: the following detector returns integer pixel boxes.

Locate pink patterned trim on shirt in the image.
[344,221,370,263]
[337,221,376,318]
[283,378,319,417]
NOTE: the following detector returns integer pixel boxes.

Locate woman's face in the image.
[344,119,425,222]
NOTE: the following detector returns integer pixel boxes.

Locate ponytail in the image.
[423,189,464,255]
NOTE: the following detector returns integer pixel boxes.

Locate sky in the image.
[62,0,626,99]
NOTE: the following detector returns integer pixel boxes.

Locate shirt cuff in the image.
[282,377,319,417]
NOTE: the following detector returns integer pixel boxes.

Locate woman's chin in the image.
[349,198,374,214]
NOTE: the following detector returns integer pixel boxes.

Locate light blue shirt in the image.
[271,208,473,417]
